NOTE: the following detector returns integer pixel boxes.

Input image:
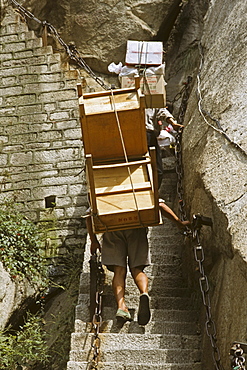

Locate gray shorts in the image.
[102,228,150,271]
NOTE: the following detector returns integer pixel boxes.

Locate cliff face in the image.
[174,1,247,367]
[21,0,181,73]
[1,0,247,368]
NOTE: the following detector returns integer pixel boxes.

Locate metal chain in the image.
[89,253,105,369]
[7,0,110,90]
[230,343,246,370]
[174,78,224,369]
[193,226,224,370]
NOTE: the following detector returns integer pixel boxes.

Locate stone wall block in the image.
[0,153,8,166]
[16,103,43,115]
[19,30,35,41]
[2,76,17,86]
[0,85,22,97]
[5,94,36,106]
[5,22,28,35]
[38,89,77,103]
[49,111,70,121]
[34,148,78,164]
[0,52,13,61]
[10,151,33,166]
[13,50,34,59]
[0,34,18,44]
[23,81,63,94]
[11,132,38,144]
[50,62,65,73]
[38,72,62,83]
[28,64,48,74]
[3,41,26,53]
[32,185,68,200]
[0,66,28,77]
[63,128,81,140]
[26,38,43,49]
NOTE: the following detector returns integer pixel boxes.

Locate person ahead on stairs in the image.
[145,107,184,188]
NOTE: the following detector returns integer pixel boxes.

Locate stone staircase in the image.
[67,155,202,369]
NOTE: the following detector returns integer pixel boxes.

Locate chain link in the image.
[174,77,225,369]
[89,253,105,369]
[193,228,224,370]
[8,0,110,90]
[230,344,246,370]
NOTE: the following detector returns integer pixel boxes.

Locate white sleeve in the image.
[156,108,174,121]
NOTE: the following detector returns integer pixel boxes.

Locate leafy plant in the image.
[0,201,48,287]
[0,313,49,369]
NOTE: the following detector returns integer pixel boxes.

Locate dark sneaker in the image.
[116,309,132,322]
[138,293,151,326]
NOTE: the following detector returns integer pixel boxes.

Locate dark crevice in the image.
[153,0,184,43]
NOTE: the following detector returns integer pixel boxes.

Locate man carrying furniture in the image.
[86,203,190,326]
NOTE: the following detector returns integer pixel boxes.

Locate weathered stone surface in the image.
[0,262,35,330]
[21,0,179,72]
[165,0,247,368]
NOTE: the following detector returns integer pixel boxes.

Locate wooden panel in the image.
[79,88,147,162]
[93,163,150,189]
[86,158,160,233]
[96,190,154,214]
[95,182,151,196]
[91,207,161,233]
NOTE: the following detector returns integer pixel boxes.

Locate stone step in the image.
[100,272,187,287]
[146,265,184,278]
[100,266,185,284]
[101,295,194,310]
[75,310,200,334]
[148,253,183,265]
[98,319,199,335]
[79,276,189,295]
[100,285,191,298]
[69,348,201,364]
[102,307,199,323]
[68,362,202,370]
[100,287,191,301]
[70,332,201,351]
[148,234,183,246]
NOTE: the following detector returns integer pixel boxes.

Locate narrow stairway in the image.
[67,153,202,370]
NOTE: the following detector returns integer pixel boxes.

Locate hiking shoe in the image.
[138,293,151,326]
[116,309,132,322]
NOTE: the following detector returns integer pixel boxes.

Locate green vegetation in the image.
[0,201,48,287]
[0,201,83,369]
[0,313,49,369]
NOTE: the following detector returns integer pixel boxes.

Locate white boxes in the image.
[125,40,163,66]
[121,74,166,108]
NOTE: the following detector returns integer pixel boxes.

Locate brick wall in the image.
[0,7,88,261]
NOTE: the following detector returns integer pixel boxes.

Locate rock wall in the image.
[0,262,36,329]
[21,0,181,73]
[166,0,247,368]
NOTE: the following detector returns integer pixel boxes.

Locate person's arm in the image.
[166,116,184,131]
[86,216,101,254]
[157,108,184,131]
[159,200,190,229]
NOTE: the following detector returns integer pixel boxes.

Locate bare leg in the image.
[159,201,190,229]
[112,265,128,312]
[130,266,148,294]
[131,266,151,326]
